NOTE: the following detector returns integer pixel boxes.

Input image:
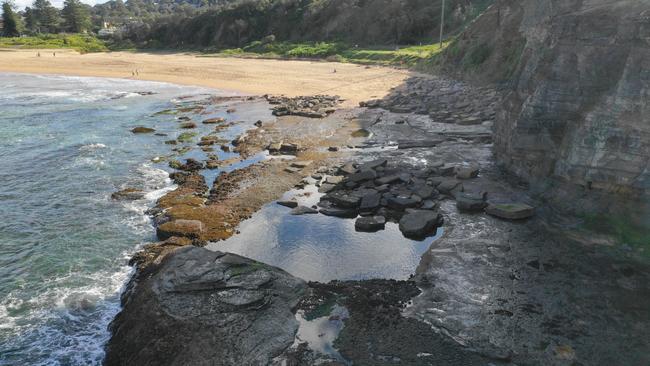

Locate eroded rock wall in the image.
[441,0,650,217]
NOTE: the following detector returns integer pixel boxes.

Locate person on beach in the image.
[53,52,56,57]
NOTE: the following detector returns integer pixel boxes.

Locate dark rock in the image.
[437,179,461,195]
[277,199,298,208]
[290,206,318,215]
[376,175,401,185]
[414,185,437,199]
[318,183,337,193]
[359,159,387,171]
[386,196,420,210]
[319,207,358,218]
[437,164,456,176]
[104,247,306,366]
[355,216,386,232]
[398,210,443,239]
[421,200,438,210]
[349,170,377,182]
[254,120,263,127]
[397,140,441,149]
[456,191,488,212]
[327,192,361,208]
[359,192,381,214]
[328,146,339,152]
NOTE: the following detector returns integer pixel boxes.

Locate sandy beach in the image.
[0,48,411,107]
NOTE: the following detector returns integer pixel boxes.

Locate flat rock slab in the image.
[355,216,386,232]
[398,210,443,239]
[486,203,535,220]
[156,219,204,240]
[104,247,306,366]
[290,160,313,168]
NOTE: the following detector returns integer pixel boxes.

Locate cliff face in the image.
[441,0,650,218]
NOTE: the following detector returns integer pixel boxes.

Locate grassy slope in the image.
[0,34,108,53]
[206,41,451,68]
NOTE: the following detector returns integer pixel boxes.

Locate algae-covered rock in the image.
[131,126,155,134]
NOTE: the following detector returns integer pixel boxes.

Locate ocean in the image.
[0,73,216,365]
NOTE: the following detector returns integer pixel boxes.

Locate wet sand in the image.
[0,48,410,107]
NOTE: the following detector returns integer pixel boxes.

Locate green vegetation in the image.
[2,1,20,37]
[177,132,197,143]
[0,33,107,52]
[211,41,451,68]
[583,214,650,255]
[462,42,492,69]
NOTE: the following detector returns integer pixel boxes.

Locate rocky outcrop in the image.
[440,0,650,220]
[105,247,307,366]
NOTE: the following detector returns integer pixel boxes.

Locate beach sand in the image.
[0,48,411,107]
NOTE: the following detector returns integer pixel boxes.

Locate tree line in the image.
[3,0,493,49]
[2,0,91,36]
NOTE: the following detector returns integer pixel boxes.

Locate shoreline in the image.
[0,48,412,108]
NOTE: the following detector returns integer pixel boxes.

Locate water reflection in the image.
[208,185,442,282]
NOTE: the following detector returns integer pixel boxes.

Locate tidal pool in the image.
[208,184,443,282]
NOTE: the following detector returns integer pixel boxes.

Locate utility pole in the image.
[439,0,446,48]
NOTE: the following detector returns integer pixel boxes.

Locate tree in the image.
[32,0,60,33]
[2,1,20,37]
[62,0,91,33]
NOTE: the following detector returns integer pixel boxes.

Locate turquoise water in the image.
[0,73,221,365]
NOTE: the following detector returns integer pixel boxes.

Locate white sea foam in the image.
[79,143,107,151]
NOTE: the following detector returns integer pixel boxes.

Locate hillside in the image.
[113,0,493,49]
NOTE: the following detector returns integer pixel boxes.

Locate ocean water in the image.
[0,73,222,365]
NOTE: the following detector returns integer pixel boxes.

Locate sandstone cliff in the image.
[439,0,650,222]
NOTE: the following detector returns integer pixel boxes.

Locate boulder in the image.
[318,183,337,193]
[456,191,488,212]
[327,192,361,208]
[456,165,480,179]
[485,203,535,220]
[359,192,381,214]
[398,210,443,239]
[355,216,386,232]
[104,247,306,366]
[156,219,204,240]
